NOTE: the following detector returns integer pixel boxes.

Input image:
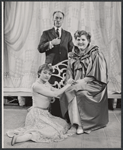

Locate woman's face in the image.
[75,35,89,50]
[39,69,52,82]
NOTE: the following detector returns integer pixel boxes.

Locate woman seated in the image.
[60,30,109,134]
[6,64,75,146]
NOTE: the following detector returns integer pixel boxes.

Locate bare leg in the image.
[11,133,32,145]
[16,133,32,143]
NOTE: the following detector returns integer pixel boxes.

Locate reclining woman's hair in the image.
[37,64,53,78]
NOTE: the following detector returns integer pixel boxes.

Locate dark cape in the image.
[60,45,109,133]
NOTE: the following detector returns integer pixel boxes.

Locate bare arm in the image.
[33,82,71,98]
[51,86,59,91]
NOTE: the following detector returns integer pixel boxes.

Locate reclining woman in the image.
[6,63,75,146]
[60,30,109,134]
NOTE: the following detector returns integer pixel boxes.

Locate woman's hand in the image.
[76,79,82,83]
[66,78,75,85]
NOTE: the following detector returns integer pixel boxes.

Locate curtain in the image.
[4,2,121,92]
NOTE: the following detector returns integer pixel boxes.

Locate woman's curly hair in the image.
[74,30,91,43]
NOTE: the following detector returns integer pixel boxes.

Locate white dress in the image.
[6,81,73,143]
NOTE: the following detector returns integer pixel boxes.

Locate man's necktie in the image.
[56,28,60,38]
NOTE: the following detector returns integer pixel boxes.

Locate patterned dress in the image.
[6,82,73,142]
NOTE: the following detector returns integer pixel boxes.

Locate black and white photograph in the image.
[2,1,121,148]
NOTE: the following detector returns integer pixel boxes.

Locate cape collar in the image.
[69,45,99,60]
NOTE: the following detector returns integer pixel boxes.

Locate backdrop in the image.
[4,2,121,93]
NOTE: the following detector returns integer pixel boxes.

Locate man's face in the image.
[53,12,64,28]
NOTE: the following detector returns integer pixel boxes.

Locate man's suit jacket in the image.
[38,28,73,65]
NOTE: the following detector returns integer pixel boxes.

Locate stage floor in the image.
[3,106,121,148]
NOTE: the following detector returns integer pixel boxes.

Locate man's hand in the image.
[51,38,61,45]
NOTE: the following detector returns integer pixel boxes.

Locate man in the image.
[38,11,74,117]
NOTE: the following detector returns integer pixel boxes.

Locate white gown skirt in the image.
[6,107,73,143]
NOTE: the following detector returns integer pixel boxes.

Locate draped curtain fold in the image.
[4,2,121,93]
[5,2,33,51]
